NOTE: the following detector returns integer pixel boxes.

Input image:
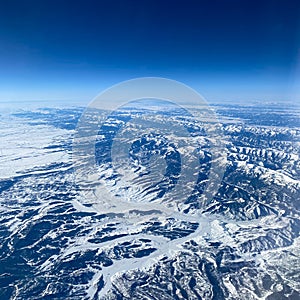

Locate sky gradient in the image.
[0,0,300,104]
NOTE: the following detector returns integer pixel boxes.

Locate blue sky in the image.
[0,0,299,104]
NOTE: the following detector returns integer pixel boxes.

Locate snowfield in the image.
[0,103,299,299]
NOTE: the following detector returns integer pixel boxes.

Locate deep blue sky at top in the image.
[0,0,299,103]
